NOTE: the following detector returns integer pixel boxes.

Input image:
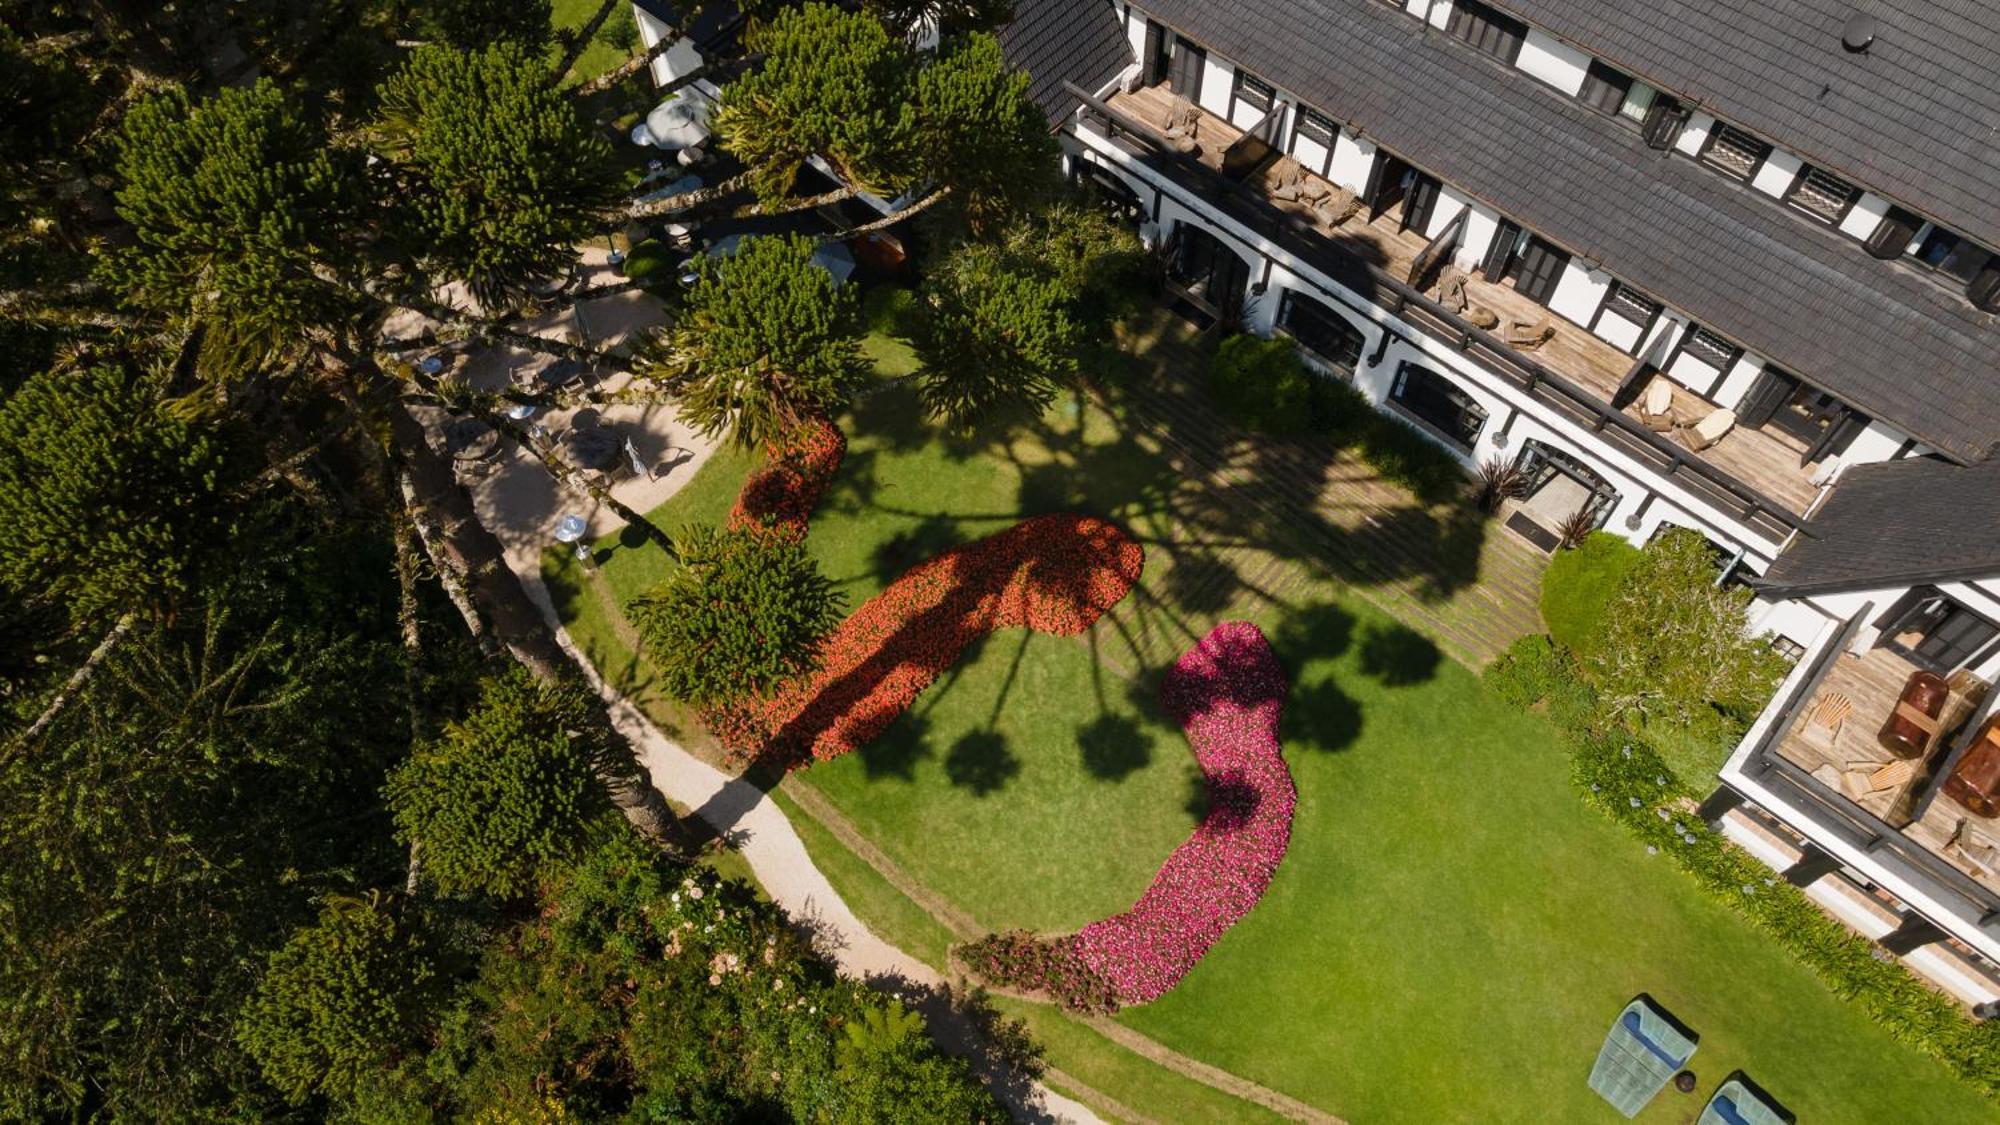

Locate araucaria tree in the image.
[235,894,442,1106]
[386,669,612,898]
[915,203,1146,426]
[630,524,845,707]
[638,233,869,448]
[375,41,619,307]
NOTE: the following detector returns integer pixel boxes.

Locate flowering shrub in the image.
[709,513,1144,764]
[964,623,1297,1010]
[729,415,846,542]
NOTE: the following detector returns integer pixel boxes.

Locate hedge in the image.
[1539,531,1642,653]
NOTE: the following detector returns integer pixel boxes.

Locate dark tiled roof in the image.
[1758,457,2000,595]
[1131,1,2000,464]
[1486,0,2000,252]
[998,0,1134,123]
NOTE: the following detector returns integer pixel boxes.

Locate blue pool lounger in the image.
[1588,997,1697,1118]
[1698,1076,1791,1125]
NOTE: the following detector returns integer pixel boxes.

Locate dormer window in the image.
[1784,164,1860,225]
[1699,123,1771,181]
[1446,0,1527,64]
[1578,60,1634,116]
[1913,225,1993,283]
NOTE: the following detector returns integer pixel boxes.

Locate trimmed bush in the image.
[1482,633,1598,735]
[1352,412,1467,506]
[1209,333,1324,437]
[620,237,675,285]
[1540,531,1642,653]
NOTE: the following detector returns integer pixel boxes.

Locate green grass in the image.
[769,785,958,971]
[550,0,638,83]
[547,289,1997,1124]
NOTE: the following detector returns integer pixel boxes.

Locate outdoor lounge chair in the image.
[1638,378,1677,431]
[1436,265,1472,314]
[1268,156,1310,202]
[1161,95,1203,156]
[1696,1075,1791,1125]
[1677,407,1737,452]
[1503,314,1556,350]
[1588,997,1697,1118]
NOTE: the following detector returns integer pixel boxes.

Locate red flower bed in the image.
[711,513,1144,765]
[963,622,1296,1010]
[728,415,845,542]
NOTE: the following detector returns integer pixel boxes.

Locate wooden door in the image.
[1401,172,1442,235]
[1168,41,1205,102]
[1513,236,1570,306]
[1142,21,1170,86]
[1481,219,1523,280]
[1366,152,1412,221]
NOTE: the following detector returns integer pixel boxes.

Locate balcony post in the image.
[1781,842,1845,887]
[1696,785,1744,827]
[1878,913,1947,956]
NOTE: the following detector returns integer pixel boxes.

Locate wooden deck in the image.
[1106,84,1821,517]
[1774,645,1999,895]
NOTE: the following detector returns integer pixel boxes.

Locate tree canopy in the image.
[630,524,845,707]
[386,669,611,898]
[375,41,618,307]
[0,361,232,620]
[638,233,868,449]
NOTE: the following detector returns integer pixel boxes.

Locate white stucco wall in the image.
[1709,355,1767,412]
[1840,191,1893,241]
[1516,30,1591,96]
[1677,112,1715,157]
[1547,261,1610,326]
[1328,129,1376,195]
[1198,56,1235,118]
[1752,149,1803,199]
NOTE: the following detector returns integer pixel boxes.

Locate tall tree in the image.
[629,524,845,707]
[0,361,231,622]
[636,233,868,448]
[907,32,1055,233]
[375,42,618,309]
[864,0,1015,38]
[386,669,611,898]
[235,893,443,1106]
[407,0,554,49]
[713,3,915,205]
[100,81,365,373]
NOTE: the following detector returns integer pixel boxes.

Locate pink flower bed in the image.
[964,622,1296,1010]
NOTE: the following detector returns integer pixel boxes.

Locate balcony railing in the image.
[1065,82,1812,543]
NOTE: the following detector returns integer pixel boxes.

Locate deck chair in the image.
[1503,314,1556,350]
[1311,184,1362,229]
[1588,997,1696,1119]
[1678,407,1737,452]
[1436,265,1472,314]
[1697,1076,1792,1125]
[1161,95,1202,155]
[1638,378,1677,431]
[1268,156,1310,202]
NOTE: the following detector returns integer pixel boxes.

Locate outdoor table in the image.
[444,418,500,462]
[416,353,446,376]
[520,359,587,392]
[563,426,621,471]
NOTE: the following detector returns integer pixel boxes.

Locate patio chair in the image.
[1436,265,1472,314]
[1696,1076,1791,1125]
[1503,314,1556,350]
[1161,95,1203,155]
[1268,156,1310,202]
[1588,997,1696,1118]
[1637,378,1678,431]
[1677,407,1736,452]
[1311,184,1362,229]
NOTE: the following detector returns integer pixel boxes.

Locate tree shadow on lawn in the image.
[1078,712,1152,781]
[1356,621,1442,687]
[944,729,1021,797]
[1267,602,1366,755]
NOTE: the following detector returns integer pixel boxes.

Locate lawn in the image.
[546,288,1998,1124]
[550,0,640,84]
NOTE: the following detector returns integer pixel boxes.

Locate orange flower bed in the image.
[710,513,1143,766]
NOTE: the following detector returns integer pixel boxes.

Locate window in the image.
[1699,122,1771,181]
[1640,93,1688,149]
[1603,282,1659,325]
[1784,164,1860,224]
[1278,290,1366,376]
[1389,363,1487,450]
[1679,325,1741,370]
[1232,71,1275,119]
[1912,224,1995,283]
[1293,107,1337,150]
[1446,0,1527,64]
[1577,60,1633,116]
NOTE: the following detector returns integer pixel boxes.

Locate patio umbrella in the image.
[811,241,857,286]
[644,91,713,150]
[563,426,622,472]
